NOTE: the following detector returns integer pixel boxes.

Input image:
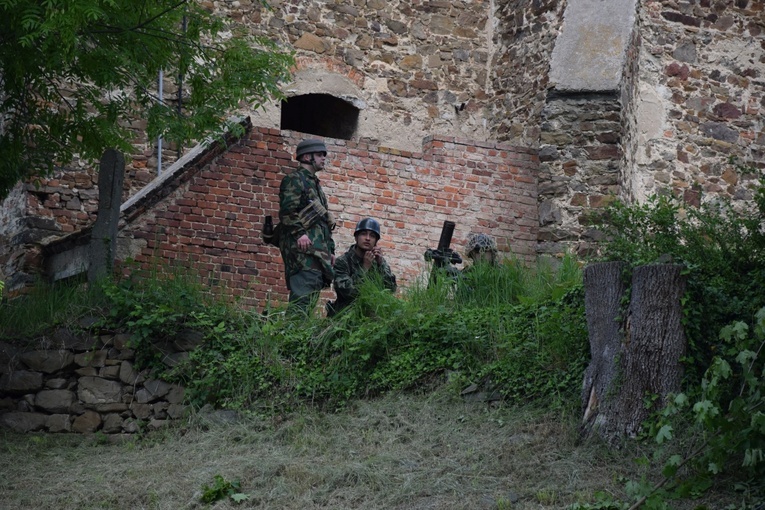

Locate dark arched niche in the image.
[280,93,359,140]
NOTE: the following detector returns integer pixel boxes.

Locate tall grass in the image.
[1,253,587,413]
[0,276,106,339]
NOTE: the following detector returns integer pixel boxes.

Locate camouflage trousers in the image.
[288,269,324,315]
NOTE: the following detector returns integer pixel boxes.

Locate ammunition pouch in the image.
[298,200,335,230]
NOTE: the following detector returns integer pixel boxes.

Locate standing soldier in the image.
[327,218,397,317]
[278,139,336,314]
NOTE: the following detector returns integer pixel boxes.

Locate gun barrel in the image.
[437,221,456,252]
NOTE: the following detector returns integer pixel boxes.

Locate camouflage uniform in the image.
[329,244,397,315]
[278,165,336,307]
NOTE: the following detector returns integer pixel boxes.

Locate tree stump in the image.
[581,262,687,446]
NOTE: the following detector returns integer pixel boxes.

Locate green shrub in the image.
[592,172,765,385]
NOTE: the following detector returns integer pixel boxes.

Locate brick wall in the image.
[118,127,538,308]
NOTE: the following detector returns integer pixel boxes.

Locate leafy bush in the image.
[591,171,765,385]
[579,161,765,508]
[99,262,236,371]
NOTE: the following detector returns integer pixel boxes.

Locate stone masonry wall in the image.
[117,127,539,308]
[490,0,566,146]
[0,329,191,435]
[626,0,765,205]
[538,93,623,257]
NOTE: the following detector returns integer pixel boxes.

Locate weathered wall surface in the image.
[625,0,765,205]
[214,0,502,152]
[490,0,566,146]
[117,127,538,307]
[2,0,764,298]
[0,330,190,434]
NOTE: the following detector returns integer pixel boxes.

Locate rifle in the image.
[424,220,462,285]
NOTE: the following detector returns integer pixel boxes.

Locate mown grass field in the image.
[0,389,743,510]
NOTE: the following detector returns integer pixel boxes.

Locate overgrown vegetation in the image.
[83,254,587,414]
[579,162,765,509]
[3,167,765,507]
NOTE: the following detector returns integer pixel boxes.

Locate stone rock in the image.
[672,42,696,63]
[123,419,140,433]
[119,361,143,385]
[0,370,43,393]
[35,389,75,413]
[78,376,123,405]
[148,419,169,430]
[130,403,152,420]
[92,402,129,413]
[166,384,185,404]
[0,411,48,432]
[700,122,739,143]
[172,329,205,351]
[167,404,188,420]
[143,379,172,399]
[72,410,101,433]
[112,333,133,350]
[20,350,74,373]
[712,102,741,119]
[45,378,70,389]
[539,201,562,225]
[294,33,327,53]
[47,414,72,432]
[102,413,123,433]
[99,365,121,380]
[75,350,107,368]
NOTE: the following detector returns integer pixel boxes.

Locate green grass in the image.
[0,390,747,510]
[0,276,106,339]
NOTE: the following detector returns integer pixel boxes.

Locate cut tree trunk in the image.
[581,261,628,437]
[581,262,687,446]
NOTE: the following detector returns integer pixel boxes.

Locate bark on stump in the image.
[581,262,687,446]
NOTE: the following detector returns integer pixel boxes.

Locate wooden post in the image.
[87,149,125,284]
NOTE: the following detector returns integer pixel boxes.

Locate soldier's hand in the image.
[372,246,383,264]
[297,234,312,252]
[362,250,375,270]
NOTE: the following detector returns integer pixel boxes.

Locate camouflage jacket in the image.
[331,244,397,313]
[278,166,336,286]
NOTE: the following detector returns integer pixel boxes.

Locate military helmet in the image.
[354,217,381,239]
[466,232,497,254]
[296,139,327,159]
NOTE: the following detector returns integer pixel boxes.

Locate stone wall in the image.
[490,0,565,146]
[626,0,765,205]
[538,93,623,257]
[117,126,539,307]
[0,329,191,435]
[2,0,764,298]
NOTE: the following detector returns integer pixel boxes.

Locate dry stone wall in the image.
[0,329,192,434]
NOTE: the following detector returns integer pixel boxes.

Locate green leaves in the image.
[0,0,294,199]
[656,424,673,445]
[200,474,247,504]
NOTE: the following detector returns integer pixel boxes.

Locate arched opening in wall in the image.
[280,93,359,140]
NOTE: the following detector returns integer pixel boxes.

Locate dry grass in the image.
[0,389,743,510]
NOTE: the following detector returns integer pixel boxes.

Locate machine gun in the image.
[424,220,462,285]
